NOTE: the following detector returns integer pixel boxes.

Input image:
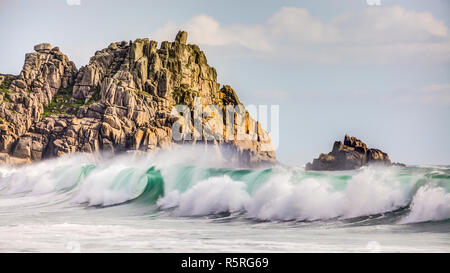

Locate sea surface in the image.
[0,147,449,253]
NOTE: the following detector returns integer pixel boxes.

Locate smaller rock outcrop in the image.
[306,134,398,171]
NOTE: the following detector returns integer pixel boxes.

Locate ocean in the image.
[0,147,449,253]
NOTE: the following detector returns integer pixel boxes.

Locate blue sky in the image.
[0,0,449,165]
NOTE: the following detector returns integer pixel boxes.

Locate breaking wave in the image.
[0,147,449,224]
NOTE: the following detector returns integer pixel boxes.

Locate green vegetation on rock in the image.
[0,88,12,103]
[41,86,84,118]
[0,88,11,95]
[0,76,13,90]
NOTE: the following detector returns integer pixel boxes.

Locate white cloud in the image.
[330,6,448,45]
[151,6,450,65]
[267,7,340,44]
[152,21,179,42]
[153,14,271,51]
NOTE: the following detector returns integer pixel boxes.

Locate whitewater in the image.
[0,146,449,252]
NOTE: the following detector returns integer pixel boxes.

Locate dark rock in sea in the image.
[305,134,398,171]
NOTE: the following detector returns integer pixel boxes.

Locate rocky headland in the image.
[306,134,404,171]
[0,31,275,166]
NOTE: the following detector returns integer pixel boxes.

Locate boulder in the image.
[306,134,397,171]
[34,43,52,53]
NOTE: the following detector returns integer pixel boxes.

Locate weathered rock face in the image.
[305,134,393,171]
[0,44,77,163]
[0,31,276,166]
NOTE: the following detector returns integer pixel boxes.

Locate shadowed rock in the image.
[305,134,402,171]
[175,31,188,45]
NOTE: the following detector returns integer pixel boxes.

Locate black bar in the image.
[0,253,447,272]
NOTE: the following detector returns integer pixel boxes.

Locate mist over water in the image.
[0,146,449,252]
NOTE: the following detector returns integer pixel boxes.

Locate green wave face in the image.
[0,154,448,224]
[133,167,165,204]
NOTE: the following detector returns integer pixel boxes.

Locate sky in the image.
[0,0,449,165]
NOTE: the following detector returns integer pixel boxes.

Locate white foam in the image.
[342,167,412,218]
[158,176,250,216]
[246,173,345,221]
[156,166,420,221]
[0,154,94,195]
[0,146,239,208]
[72,165,148,206]
[401,185,450,224]
[1,150,448,223]
[245,166,413,221]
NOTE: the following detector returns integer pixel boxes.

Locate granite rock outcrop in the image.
[0,31,276,166]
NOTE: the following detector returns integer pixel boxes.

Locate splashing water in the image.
[0,147,449,252]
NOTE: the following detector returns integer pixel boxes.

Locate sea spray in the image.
[401,184,450,223]
[158,176,250,216]
[0,148,449,224]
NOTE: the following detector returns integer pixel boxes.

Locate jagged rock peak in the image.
[0,43,77,164]
[175,30,188,45]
